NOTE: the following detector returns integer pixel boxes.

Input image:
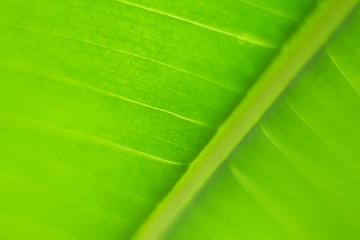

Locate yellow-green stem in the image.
[131,1,359,239]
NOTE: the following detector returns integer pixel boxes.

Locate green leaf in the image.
[0,0,359,240]
[162,7,360,240]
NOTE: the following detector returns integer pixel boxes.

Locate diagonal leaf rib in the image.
[131,0,360,239]
[326,48,360,95]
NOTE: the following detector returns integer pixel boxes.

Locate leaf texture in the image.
[0,0,318,239]
[163,9,360,240]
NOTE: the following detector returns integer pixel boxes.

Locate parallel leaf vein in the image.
[115,0,274,48]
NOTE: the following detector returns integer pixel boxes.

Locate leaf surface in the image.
[0,0,359,240]
[163,9,360,240]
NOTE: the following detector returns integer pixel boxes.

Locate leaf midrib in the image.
[131,1,360,239]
